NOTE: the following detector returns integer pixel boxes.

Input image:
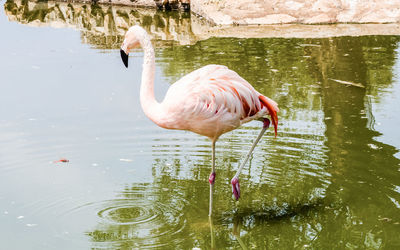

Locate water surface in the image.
[1,1,400,249]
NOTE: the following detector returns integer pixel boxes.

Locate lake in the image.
[1,0,399,249]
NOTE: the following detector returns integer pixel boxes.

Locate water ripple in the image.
[69,184,188,248]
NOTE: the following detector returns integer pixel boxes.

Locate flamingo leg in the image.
[209,141,216,216]
[231,118,270,200]
[209,217,216,249]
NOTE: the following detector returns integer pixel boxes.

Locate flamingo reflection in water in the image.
[119,26,279,216]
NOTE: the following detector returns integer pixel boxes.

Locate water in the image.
[1,0,400,249]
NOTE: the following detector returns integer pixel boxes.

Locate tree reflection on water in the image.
[4,0,194,48]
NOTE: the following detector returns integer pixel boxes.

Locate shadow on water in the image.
[222,199,325,224]
[215,201,325,249]
[2,0,400,249]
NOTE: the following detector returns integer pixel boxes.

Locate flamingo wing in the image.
[161,65,278,139]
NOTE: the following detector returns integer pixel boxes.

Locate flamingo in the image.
[120,26,279,216]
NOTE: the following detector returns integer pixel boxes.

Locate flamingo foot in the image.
[231,177,240,200]
[209,172,216,185]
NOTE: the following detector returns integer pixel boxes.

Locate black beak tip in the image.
[120,49,129,68]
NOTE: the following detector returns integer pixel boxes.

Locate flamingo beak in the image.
[120,49,129,68]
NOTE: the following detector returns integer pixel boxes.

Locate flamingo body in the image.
[157,64,278,141]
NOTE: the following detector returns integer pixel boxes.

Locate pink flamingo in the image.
[120,26,279,216]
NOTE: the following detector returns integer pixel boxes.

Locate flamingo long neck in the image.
[138,30,163,126]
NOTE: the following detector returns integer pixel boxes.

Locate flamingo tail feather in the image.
[259,95,279,137]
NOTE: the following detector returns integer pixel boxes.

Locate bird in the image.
[120,26,279,216]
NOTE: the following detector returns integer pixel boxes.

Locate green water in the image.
[1,1,400,249]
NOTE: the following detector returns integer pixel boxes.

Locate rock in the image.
[191,0,400,25]
[285,1,305,11]
[360,9,399,23]
[311,0,340,13]
[305,13,336,24]
[244,14,297,25]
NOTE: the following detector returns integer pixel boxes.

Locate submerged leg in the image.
[231,118,270,200]
[209,141,216,217]
[209,217,216,249]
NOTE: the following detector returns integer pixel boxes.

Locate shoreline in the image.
[4,0,400,48]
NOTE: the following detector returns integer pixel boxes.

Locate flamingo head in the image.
[120,26,144,68]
